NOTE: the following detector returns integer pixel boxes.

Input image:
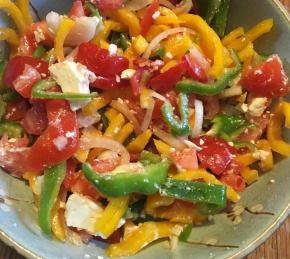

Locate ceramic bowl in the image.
[0,0,289,258]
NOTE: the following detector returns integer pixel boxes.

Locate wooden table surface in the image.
[0,1,290,259]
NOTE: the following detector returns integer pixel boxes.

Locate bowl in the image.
[0,0,289,258]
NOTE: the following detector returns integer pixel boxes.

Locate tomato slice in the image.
[21,103,48,135]
[220,174,245,192]
[149,62,186,92]
[3,56,48,91]
[68,0,85,18]
[240,55,290,98]
[192,136,236,175]
[171,148,198,170]
[77,42,129,77]
[183,54,208,82]
[26,100,79,172]
[96,0,123,11]
[140,0,159,36]
[152,91,178,119]
[90,76,128,90]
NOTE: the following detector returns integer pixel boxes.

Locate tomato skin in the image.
[149,62,186,92]
[26,100,79,172]
[152,91,178,119]
[3,56,48,89]
[183,54,208,82]
[4,99,29,121]
[21,103,48,135]
[240,55,290,98]
[96,0,123,11]
[90,76,128,90]
[140,0,159,36]
[77,43,129,77]
[171,148,198,170]
[68,0,85,18]
[192,136,236,175]
[220,174,245,192]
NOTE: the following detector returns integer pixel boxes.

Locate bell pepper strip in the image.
[161,93,191,136]
[0,28,20,50]
[245,18,273,42]
[32,45,46,59]
[95,196,129,238]
[179,224,193,242]
[112,9,141,37]
[241,167,259,185]
[140,150,162,166]
[85,1,101,18]
[267,101,290,156]
[0,120,24,138]
[160,179,227,207]
[222,26,244,45]
[210,0,230,37]
[82,96,109,116]
[51,200,66,241]
[31,79,97,100]
[0,0,26,33]
[54,17,75,62]
[127,129,152,153]
[174,169,240,202]
[256,139,273,171]
[197,202,225,215]
[197,0,222,24]
[110,32,130,51]
[115,122,134,143]
[0,60,7,89]
[145,193,174,215]
[106,221,178,257]
[176,49,241,95]
[104,113,125,138]
[38,162,66,236]
[153,139,173,156]
[234,153,257,166]
[207,114,248,141]
[178,14,224,78]
[82,160,171,197]
[15,0,33,25]
[140,0,159,36]
[233,140,256,152]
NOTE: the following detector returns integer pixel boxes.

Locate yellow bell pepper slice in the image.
[241,167,259,185]
[145,24,170,42]
[256,139,273,171]
[245,18,273,42]
[106,221,177,257]
[51,200,66,241]
[132,35,149,56]
[112,9,140,37]
[226,36,249,51]
[222,27,245,46]
[95,196,129,238]
[104,113,125,138]
[22,171,42,194]
[178,14,224,78]
[105,108,119,121]
[161,60,178,73]
[153,139,173,156]
[127,129,152,153]
[16,0,32,25]
[267,101,290,156]
[238,42,254,63]
[74,148,89,163]
[123,45,138,68]
[145,193,175,216]
[234,153,257,166]
[0,28,20,46]
[115,122,134,143]
[54,17,75,62]
[174,169,240,202]
[0,0,26,33]
[140,88,154,109]
[82,96,109,116]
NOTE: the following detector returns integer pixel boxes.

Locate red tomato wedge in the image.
[140,0,159,36]
[220,174,246,192]
[26,100,79,172]
[192,136,236,175]
[68,0,85,18]
[171,148,198,170]
[183,54,208,82]
[240,55,290,98]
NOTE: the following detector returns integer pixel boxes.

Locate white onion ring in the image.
[150,90,167,102]
[159,0,175,9]
[142,27,196,59]
[173,0,193,14]
[81,136,130,165]
[191,99,204,137]
[153,127,186,150]
[141,101,155,132]
[125,0,152,11]
[111,99,141,134]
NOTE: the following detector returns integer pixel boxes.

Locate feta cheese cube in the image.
[248,97,268,117]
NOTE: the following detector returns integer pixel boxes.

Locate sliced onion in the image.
[111,99,141,134]
[219,85,243,98]
[81,136,130,165]
[159,0,175,9]
[46,11,60,34]
[153,127,186,150]
[173,0,193,14]
[141,101,155,132]
[65,47,79,61]
[143,27,196,59]
[125,0,152,11]
[150,90,167,102]
[77,112,100,128]
[191,99,204,137]
[189,45,210,71]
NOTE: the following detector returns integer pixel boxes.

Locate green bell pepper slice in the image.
[176,49,241,95]
[0,60,7,89]
[139,150,162,166]
[85,1,101,18]
[179,224,193,242]
[33,45,46,59]
[82,160,171,197]
[197,0,222,24]
[38,162,66,236]
[0,121,24,138]
[160,179,227,207]
[31,79,98,99]
[161,93,191,136]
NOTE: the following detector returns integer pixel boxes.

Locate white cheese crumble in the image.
[248,97,268,117]
[152,11,161,20]
[252,149,270,161]
[108,44,118,55]
[49,61,96,111]
[121,69,136,79]
[34,28,45,43]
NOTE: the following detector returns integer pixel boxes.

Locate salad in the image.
[0,0,289,257]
